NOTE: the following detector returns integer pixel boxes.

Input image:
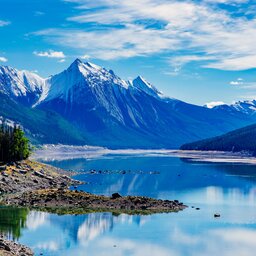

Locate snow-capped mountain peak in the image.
[2,60,256,148]
[66,59,127,87]
[129,75,163,98]
[0,65,46,105]
[212,100,256,116]
[69,59,102,74]
[43,59,131,102]
[0,60,170,110]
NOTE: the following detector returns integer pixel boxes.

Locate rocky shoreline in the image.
[0,160,187,214]
[0,237,33,256]
[1,188,186,215]
[0,160,82,194]
[0,160,187,255]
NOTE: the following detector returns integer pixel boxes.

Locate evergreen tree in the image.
[0,122,31,163]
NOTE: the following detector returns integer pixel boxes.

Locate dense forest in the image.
[0,122,31,163]
[180,123,256,155]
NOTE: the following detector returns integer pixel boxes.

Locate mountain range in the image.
[1,59,256,148]
[212,100,256,116]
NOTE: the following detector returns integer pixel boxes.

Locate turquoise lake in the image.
[2,154,256,256]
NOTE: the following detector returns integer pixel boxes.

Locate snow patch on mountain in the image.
[213,100,256,115]
[0,59,174,112]
[205,101,225,109]
[0,66,45,97]
[129,76,163,98]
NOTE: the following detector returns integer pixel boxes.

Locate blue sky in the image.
[1,0,256,106]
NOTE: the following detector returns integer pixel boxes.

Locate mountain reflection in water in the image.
[3,155,256,255]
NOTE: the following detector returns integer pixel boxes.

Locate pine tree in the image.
[0,122,31,163]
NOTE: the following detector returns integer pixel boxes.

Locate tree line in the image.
[0,121,31,163]
[180,123,256,155]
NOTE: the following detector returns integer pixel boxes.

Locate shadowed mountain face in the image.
[1,59,256,148]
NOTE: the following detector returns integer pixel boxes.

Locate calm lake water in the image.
[2,154,256,256]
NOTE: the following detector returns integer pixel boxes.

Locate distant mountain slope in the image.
[212,100,256,116]
[2,59,256,148]
[0,93,87,144]
[180,123,256,154]
[35,59,256,148]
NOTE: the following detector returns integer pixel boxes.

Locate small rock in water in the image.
[214,213,221,218]
[19,169,27,174]
[111,193,122,199]
[195,207,200,210]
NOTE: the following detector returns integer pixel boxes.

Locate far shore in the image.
[32,144,256,165]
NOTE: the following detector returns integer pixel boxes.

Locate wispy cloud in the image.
[34,11,45,17]
[0,20,10,27]
[204,0,248,4]
[33,50,66,58]
[229,78,256,89]
[169,55,215,73]
[80,54,90,60]
[0,57,8,62]
[34,24,178,60]
[33,0,256,70]
[205,55,256,70]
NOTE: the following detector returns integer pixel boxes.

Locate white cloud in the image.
[34,24,178,60]
[0,57,8,62]
[169,55,215,72]
[204,0,248,4]
[205,101,225,108]
[171,55,214,66]
[0,20,10,27]
[230,81,243,85]
[240,94,256,100]
[34,11,45,16]
[58,59,66,63]
[33,0,256,70]
[80,54,90,60]
[33,50,66,58]
[205,55,256,71]
[229,78,256,89]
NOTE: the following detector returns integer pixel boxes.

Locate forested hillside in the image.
[180,123,256,155]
